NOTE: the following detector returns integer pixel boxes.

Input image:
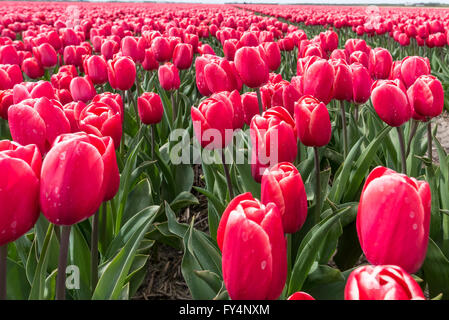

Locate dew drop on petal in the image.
[413,224,418,230]
[261,260,267,270]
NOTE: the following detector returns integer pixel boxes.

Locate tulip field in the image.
[2,2,449,302]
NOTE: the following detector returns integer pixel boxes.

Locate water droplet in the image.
[261,260,267,270]
[410,211,415,219]
[412,224,418,230]
[59,152,66,161]
[10,221,16,228]
[242,231,248,242]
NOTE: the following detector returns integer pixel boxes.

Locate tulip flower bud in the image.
[83,55,108,85]
[78,101,122,149]
[351,62,372,105]
[191,95,234,150]
[217,192,287,300]
[121,36,145,63]
[0,140,41,246]
[33,43,57,68]
[195,55,240,96]
[108,56,136,91]
[261,42,281,72]
[151,36,172,63]
[399,56,431,88]
[158,63,180,91]
[101,39,120,61]
[302,59,334,105]
[211,91,244,130]
[345,265,425,300]
[0,89,13,119]
[241,92,260,125]
[223,39,238,61]
[234,46,269,88]
[173,43,193,70]
[261,162,307,234]
[40,138,104,225]
[371,80,411,127]
[0,45,19,65]
[407,75,444,120]
[70,76,96,103]
[294,95,332,147]
[8,97,71,154]
[137,92,164,125]
[330,59,353,101]
[288,292,315,300]
[250,107,297,182]
[142,48,159,71]
[349,50,369,69]
[53,133,119,202]
[369,48,393,80]
[357,166,431,274]
[0,64,22,90]
[22,57,44,79]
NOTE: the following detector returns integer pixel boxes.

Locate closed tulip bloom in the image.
[241,92,260,125]
[212,90,245,130]
[261,162,307,234]
[294,95,332,147]
[8,97,71,154]
[261,42,281,71]
[399,56,431,88]
[0,64,22,90]
[22,57,44,79]
[191,95,234,149]
[195,55,240,96]
[217,192,287,300]
[78,101,122,149]
[151,36,172,63]
[223,39,238,61]
[108,56,136,91]
[0,140,41,246]
[142,48,159,71]
[351,63,372,105]
[0,45,19,65]
[234,46,269,88]
[407,75,444,120]
[288,292,315,300]
[330,59,353,101]
[53,133,119,202]
[302,59,334,105]
[137,92,164,125]
[40,138,104,225]
[369,48,393,80]
[158,63,180,91]
[371,80,411,127]
[92,92,124,121]
[70,76,96,103]
[349,51,369,69]
[62,101,86,132]
[83,55,108,85]
[357,166,431,274]
[0,89,13,119]
[33,43,57,68]
[330,49,348,62]
[121,36,145,63]
[345,265,425,300]
[173,43,193,70]
[101,39,120,61]
[250,107,297,182]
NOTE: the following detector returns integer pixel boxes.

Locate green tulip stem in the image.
[286,234,292,284]
[406,119,419,158]
[56,225,71,300]
[221,149,234,200]
[354,103,359,124]
[120,90,126,157]
[396,126,407,174]
[340,100,348,159]
[428,121,433,162]
[313,146,321,225]
[129,89,140,129]
[0,244,7,300]
[171,91,177,123]
[91,206,100,294]
[151,124,155,159]
[256,87,264,115]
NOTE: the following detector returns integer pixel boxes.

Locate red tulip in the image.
[151,36,172,63]
[294,95,331,147]
[357,166,430,274]
[351,63,372,105]
[158,63,180,91]
[83,55,108,85]
[70,76,96,103]
[330,59,353,101]
[234,46,269,88]
[345,265,425,300]
[142,48,159,71]
[137,92,164,125]
[78,101,122,149]
[369,48,393,80]
[398,56,431,88]
[22,57,44,79]
[121,36,145,63]
[0,140,41,246]
[302,58,334,105]
[288,292,315,300]
[261,42,281,71]
[217,192,287,300]
[33,43,57,68]
[0,89,13,119]
[101,39,119,61]
[261,162,307,234]
[172,43,193,70]
[0,64,22,90]
[0,45,19,65]
[250,107,297,182]
[8,97,71,154]
[223,39,238,61]
[407,75,444,120]
[108,56,136,91]
[349,51,369,69]
[241,92,260,125]
[40,138,104,225]
[195,55,240,96]
[191,95,234,149]
[371,80,411,127]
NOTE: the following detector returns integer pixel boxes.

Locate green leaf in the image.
[123,178,153,225]
[170,191,199,213]
[422,237,449,299]
[288,206,352,295]
[68,224,91,299]
[6,258,30,300]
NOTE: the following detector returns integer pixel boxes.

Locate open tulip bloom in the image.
[1,2,449,303]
